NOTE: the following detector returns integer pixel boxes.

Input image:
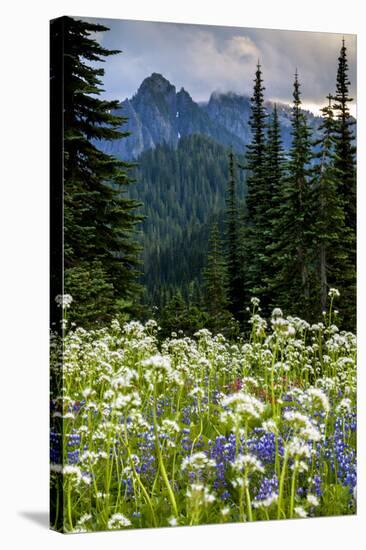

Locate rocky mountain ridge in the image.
[100,72,321,160]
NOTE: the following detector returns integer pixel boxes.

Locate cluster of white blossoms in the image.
[307,494,320,507]
[283,411,322,443]
[55,294,73,309]
[221,391,265,423]
[294,506,308,518]
[107,513,131,529]
[49,302,356,531]
[328,288,341,298]
[181,452,216,472]
[304,387,330,414]
[142,353,173,385]
[336,397,353,414]
[56,465,92,486]
[231,454,265,475]
[262,419,278,434]
[253,493,278,509]
[112,391,141,412]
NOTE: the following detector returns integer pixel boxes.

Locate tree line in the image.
[58,16,356,334]
[201,46,356,332]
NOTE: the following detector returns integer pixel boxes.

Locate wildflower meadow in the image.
[50,290,356,532]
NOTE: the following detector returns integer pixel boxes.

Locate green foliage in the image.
[130,135,246,304]
[242,62,275,314]
[264,105,286,309]
[333,39,356,232]
[310,95,353,322]
[225,151,243,317]
[158,290,209,338]
[56,25,356,334]
[202,224,238,336]
[269,72,314,318]
[61,16,142,327]
[331,39,356,328]
[320,485,355,517]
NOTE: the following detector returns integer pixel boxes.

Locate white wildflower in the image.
[232,454,264,474]
[55,294,73,309]
[253,493,278,508]
[294,506,308,518]
[328,288,340,298]
[262,419,278,434]
[307,494,319,507]
[306,387,330,414]
[63,465,82,483]
[336,398,352,414]
[107,513,131,529]
[272,308,283,318]
[287,437,311,459]
[77,513,92,525]
[182,452,216,471]
[221,391,265,421]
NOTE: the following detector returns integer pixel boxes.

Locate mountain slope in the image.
[102,73,244,160]
[128,134,246,302]
[99,73,322,160]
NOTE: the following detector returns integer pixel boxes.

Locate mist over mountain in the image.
[99,72,322,160]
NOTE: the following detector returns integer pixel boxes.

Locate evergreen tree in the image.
[272,71,313,316]
[311,95,350,314]
[225,150,242,317]
[331,39,356,328]
[333,38,356,232]
[203,223,232,332]
[245,62,268,220]
[264,104,285,309]
[242,62,270,309]
[159,290,208,338]
[59,16,142,326]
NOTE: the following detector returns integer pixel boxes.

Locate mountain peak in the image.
[137,73,176,96]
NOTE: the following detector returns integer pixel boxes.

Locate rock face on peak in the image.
[137,72,175,94]
[204,91,252,146]
[99,73,322,160]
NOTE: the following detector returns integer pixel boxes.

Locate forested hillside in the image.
[129,134,246,306]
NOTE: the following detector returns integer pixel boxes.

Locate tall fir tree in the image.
[225,150,242,317]
[311,94,351,315]
[243,62,270,309]
[272,71,314,316]
[203,223,232,332]
[331,38,356,328]
[263,105,285,308]
[333,38,356,232]
[59,16,142,326]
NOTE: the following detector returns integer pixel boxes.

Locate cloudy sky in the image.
[83,17,357,116]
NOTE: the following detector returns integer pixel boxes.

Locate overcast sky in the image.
[82,17,357,116]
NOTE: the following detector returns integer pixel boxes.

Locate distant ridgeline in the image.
[101,72,322,161]
[97,73,348,310]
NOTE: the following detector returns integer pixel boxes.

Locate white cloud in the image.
[83,17,356,111]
